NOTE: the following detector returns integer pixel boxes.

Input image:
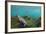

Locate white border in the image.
[7,2,44,32]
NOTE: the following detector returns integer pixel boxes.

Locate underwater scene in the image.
[11,5,41,28]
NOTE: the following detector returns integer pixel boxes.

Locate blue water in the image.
[11,5,41,19]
